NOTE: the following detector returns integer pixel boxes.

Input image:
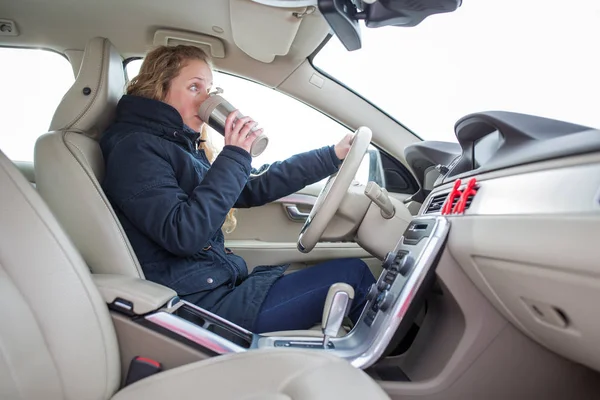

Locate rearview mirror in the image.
[318,0,462,51]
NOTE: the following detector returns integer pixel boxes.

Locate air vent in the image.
[424,188,477,214]
[424,193,448,214]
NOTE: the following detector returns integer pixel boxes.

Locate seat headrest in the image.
[50,37,125,140]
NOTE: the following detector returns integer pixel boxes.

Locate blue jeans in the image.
[253,258,376,333]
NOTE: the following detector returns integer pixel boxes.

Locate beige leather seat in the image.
[35,37,143,278]
[0,149,390,399]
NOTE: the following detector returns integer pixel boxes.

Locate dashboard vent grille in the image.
[425,193,449,214]
[425,189,477,214]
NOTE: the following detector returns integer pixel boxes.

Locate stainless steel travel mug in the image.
[198,89,269,157]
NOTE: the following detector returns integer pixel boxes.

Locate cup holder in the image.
[173,302,254,349]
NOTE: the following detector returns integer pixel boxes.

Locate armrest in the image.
[93,274,177,315]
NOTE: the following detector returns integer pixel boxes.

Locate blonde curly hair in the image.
[127,45,237,233]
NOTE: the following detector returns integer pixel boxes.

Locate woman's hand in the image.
[334,133,354,161]
[224,110,263,154]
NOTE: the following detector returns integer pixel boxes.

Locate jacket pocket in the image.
[168,263,231,296]
[225,251,249,281]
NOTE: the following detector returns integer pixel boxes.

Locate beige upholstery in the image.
[34,37,144,278]
[0,148,389,400]
[93,274,177,315]
[0,149,121,399]
[111,349,386,400]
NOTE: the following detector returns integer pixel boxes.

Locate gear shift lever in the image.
[322,283,355,349]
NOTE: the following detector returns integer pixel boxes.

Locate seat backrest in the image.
[35,37,144,278]
[0,149,120,399]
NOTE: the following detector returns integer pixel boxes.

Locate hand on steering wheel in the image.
[298,127,373,253]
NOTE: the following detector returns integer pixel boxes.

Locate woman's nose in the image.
[198,92,209,104]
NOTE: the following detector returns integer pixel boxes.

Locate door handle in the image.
[284,204,310,221]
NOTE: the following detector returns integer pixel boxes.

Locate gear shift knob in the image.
[322,283,355,348]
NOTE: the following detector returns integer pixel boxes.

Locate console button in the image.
[384,271,397,284]
[397,255,414,276]
[378,291,395,311]
[364,310,377,327]
[387,251,403,272]
[382,251,397,270]
[366,283,379,301]
[377,280,390,291]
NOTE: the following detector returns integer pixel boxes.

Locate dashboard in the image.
[404,111,600,195]
[473,130,503,169]
[404,111,600,376]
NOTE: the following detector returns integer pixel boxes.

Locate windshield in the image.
[313,0,600,142]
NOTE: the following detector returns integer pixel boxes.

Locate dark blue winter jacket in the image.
[100,95,341,330]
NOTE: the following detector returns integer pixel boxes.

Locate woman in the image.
[100,45,376,333]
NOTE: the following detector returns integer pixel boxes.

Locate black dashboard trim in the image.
[442,111,600,183]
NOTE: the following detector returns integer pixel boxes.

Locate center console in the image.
[106,216,449,370]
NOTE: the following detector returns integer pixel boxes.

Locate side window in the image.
[0,48,75,161]
[126,59,414,190]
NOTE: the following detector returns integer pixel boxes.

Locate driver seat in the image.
[34,37,345,336]
[0,147,390,400]
[35,37,143,279]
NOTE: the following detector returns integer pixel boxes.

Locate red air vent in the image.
[425,178,478,215]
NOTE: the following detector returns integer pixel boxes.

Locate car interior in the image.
[2,0,600,399]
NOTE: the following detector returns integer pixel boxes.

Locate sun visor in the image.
[230,0,309,63]
[153,29,226,58]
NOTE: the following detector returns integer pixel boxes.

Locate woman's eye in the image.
[190,84,199,92]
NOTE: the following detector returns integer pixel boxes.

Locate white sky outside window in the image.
[0,49,74,161]
[314,0,600,142]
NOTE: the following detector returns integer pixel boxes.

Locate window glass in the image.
[0,48,75,161]
[313,0,600,142]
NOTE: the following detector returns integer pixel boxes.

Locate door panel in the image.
[225,182,383,277]
[226,239,382,277]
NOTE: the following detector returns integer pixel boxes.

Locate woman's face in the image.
[164,59,213,132]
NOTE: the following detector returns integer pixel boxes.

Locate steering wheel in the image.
[298,126,373,253]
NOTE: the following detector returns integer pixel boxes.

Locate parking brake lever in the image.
[322,283,355,349]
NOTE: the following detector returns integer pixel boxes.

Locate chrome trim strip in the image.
[178,300,254,336]
[145,312,247,354]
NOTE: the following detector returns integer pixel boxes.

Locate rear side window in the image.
[0,48,74,161]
